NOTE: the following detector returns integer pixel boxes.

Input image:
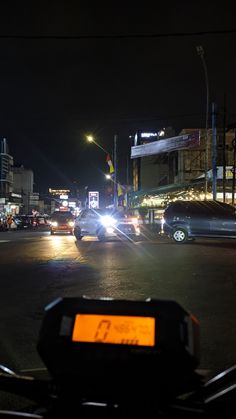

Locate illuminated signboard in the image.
[131,131,200,159]
[140,132,158,138]
[49,189,70,196]
[88,191,99,209]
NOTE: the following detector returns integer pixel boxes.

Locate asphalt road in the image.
[0,229,236,377]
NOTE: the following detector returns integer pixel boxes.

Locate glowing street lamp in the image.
[105,174,112,180]
[86,134,118,208]
[86,134,108,154]
[87,135,94,143]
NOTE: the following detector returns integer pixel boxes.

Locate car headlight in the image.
[68,221,75,227]
[100,215,117,227]
[51,221,58,227]
[135,227,140,235]
[106,227,115,234]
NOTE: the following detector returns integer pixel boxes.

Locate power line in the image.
[0,113,203,123]
[0,29,236,40]
[70,112,203,123]
[3,109,233,126]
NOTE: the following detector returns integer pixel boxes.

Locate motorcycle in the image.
[0,296,235,418]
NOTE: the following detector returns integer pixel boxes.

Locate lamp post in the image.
[196,45,210,199]
[86,135,109,154]
[113,134,118,208]
[86,134,118,208]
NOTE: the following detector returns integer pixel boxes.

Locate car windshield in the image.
[51,212,74,221]
[0,3,235,416]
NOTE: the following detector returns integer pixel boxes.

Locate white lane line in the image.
[0,240,10,243]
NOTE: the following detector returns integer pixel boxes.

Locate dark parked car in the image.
[14,215,33,230]
[0,216,7,231]
[162,200,236,243]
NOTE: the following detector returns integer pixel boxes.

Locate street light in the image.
[86,135,108,154]
[196,45,210,199]
[105,174,111,180]
[86,134,119,208]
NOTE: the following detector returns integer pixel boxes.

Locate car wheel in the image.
[74,227,83,240]
[96,226,106,242]
[172,228,188,243]
[75,233,83,240]
[50,231,54,235]
[97,235,106,242]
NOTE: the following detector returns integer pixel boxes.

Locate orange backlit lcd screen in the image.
[72,314,155,346]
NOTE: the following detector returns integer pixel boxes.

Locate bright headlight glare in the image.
[131,217,138,224]
[106,227,115,234]
[68,221,75,227]
[51,221,58,227]
[100,215,117,227]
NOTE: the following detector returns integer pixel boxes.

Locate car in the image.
[50,211,75,235]
[162,200,236,243]
[74,208,141,241]
[13,215,33,230]
[32,215,51,230]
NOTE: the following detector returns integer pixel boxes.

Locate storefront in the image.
[0,194,22,216]
[128,180,206,208]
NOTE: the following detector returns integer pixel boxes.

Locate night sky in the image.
[1,1,236,193]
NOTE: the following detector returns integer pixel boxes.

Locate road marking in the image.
[0,240,10,243]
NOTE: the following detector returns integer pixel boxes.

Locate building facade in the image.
[0,138,21,215]
[0,138,14,198]
[13,165,34,214]
[129,128,236,208]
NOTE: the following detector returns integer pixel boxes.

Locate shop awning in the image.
[128,179,205,200]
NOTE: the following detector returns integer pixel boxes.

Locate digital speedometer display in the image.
[72,314,155,346]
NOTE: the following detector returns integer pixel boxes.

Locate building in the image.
[0,138,22,215]
[132,128,177,191]
[12,165,34,214]
[48,188,80,214]
[129,127,236,209]
[0,138,14,197]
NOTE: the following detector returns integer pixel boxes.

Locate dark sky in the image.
[1,1,236,192]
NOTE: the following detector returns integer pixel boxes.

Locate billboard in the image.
[88,191,99,209]
[131,131,200,159]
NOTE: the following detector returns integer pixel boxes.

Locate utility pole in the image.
[113,134,118,208]
[212,102,217,200]
[126,155,130,186]
[196,46,210,199]
[232,131,236,206]
[222,95,227,202]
